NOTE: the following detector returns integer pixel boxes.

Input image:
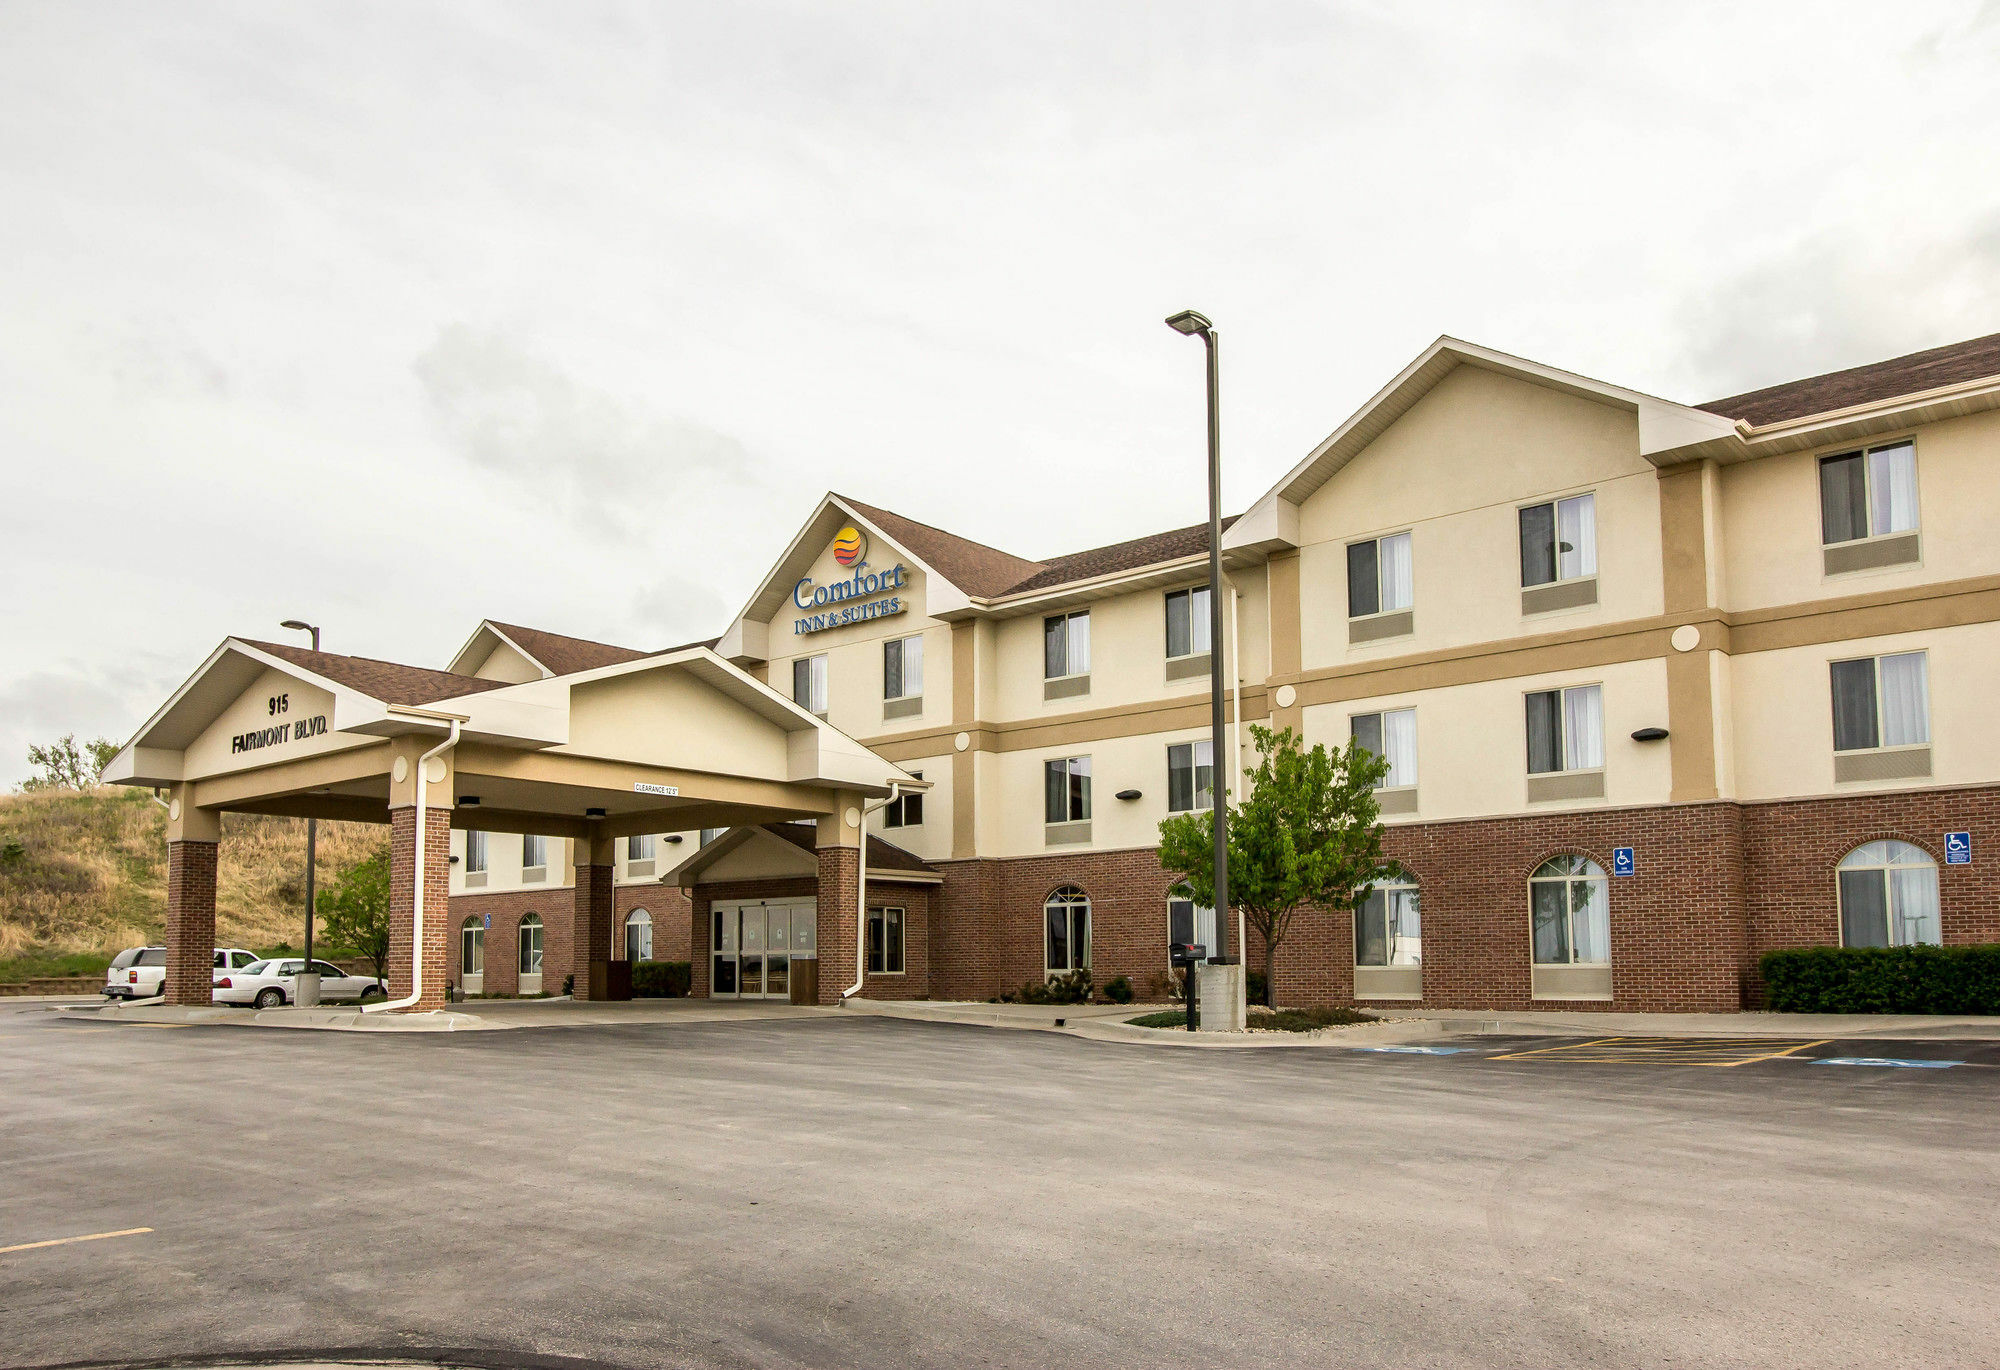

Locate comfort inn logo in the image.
[832,524,867,567]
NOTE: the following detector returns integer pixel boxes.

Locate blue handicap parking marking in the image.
[1612,846,1635,877]
[1945,830,1971,865]
[1351,1045,1474,1055]
[1813,1057,1961,1069]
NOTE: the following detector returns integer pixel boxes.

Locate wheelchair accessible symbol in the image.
[1612,846,1635,877]
[1945,831,1971,866]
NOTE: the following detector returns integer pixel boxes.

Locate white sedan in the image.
[213,959,388,1008]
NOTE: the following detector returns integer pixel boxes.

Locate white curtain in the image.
[1379,532,1414,611]
[1564,685,1604,770]
[1890,866,1941,946]
[1070,614,1090,675]
[1878,652,1930,747]
[1387,889,1421,966]
[1558,494,1597,579]
[1869,444,1919,535]
[1384,708,1417,787]
[903,635,923,698]
[1571,879,1611,964]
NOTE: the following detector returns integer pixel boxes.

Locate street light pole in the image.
[281,619,321,1005]
[1164,310,1231,998]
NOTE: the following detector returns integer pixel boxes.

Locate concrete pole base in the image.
[294,972,322,1008]
[1195,962,1246,1031]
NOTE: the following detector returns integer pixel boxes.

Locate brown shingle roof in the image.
[487,622,652,677]
[242,640,507,707]
[1002,516,1239,595]
[837,494,1047,599]
[766,821,937,874]
[1701,331,2000,427]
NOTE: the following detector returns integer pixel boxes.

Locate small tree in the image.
[1158,724,1397,1008]
[22,734,119,792]
[316,845,392,981]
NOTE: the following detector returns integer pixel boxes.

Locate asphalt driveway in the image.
[3,1004,1996,1369]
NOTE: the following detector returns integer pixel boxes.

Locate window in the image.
[628,834,655,863]
[460,917,484,975]
[1354,878,1421,967]
[1044,611,1090,679]
[1529,856,1609,966]
[1525,685,1603,774]
[521,834,547,869]
[883,635,923,701]
[463,830,488,874]
[699,827,726,847]
[1167,740,1214,813]
[1520,493,1596,587]
[1045,887,1090,974]
[1837,841,1940,948]
[1044,756,1091,824]
[1820,442,1917,545]
[1165,587,1212,659]
[625,909,653,961]
[1167,897,1216,957]
[883,771,924,828]
[1351,709,1416,789]
[518,914,543,974]
[1347,531,1413,617]
[135,948,167,967]
[1830,652,1929,752]
[792,654,828,714]
[866,906,905,974]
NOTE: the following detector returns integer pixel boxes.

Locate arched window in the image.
[1530,856,1609,966]
[625,908,653,962]
[1045,887,1090,974]
[1355,877,1421,967]
[460,916,484,975]
[518,914,544,974]
[1838,841,1940,948]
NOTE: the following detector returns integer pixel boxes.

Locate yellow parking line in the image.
[1490,1037,1832,1067]
[0,1227,153,1256]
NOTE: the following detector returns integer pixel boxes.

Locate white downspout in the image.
[841,782,902,1001]
[365,720,461,1013]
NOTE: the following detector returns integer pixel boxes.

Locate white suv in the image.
[103,945,260,999]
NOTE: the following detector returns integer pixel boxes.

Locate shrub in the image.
[1760,944,2000,1014]
[1018,969,1093,1004]
[1247,1005,1377,1032]
[1103,974,1134,1004]
[1127,1010,1186,1029]
[633,960,692,998]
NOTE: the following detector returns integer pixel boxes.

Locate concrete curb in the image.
[1065,1015,1450,1050]
[58,1002,496,1032]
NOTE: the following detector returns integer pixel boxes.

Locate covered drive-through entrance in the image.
[103,636,923,1010]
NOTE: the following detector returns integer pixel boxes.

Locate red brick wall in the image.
[816,847,859,1005]
[859,881,934,1000]
[163,839,218,1006]
[444,884,694,996]
[568,863,615,998]
[386,806,453,1011]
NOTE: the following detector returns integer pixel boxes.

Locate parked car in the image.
[104,945,260,999]
[212,959,388,1008]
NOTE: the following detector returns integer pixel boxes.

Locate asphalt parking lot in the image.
[4,1004,1997,1370]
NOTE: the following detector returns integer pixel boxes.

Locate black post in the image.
[1201,327,1230,964]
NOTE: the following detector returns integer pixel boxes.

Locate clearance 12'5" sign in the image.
[792,524,908,635]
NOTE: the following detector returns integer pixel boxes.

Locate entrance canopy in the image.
[105,636,920,836]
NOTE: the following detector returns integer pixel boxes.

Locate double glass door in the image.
[712,899,816,999]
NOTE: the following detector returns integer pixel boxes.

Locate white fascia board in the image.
[1219,490,1298,555]
[785,726,918,795]
[101,746,182,787]
[1636,400,1749,465]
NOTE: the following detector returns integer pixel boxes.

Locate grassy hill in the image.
[0,787,383,978]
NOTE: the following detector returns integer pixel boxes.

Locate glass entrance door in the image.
[712,900,817,1000]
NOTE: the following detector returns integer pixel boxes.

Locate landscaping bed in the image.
[1127,1006,1378,1033]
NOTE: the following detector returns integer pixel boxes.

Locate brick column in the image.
[163,839,219,1005]
[386,804,452,1011]
[816,845,860,1004]
[571,860,615,998]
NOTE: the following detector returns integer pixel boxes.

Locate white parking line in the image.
[0,1227,153,1256]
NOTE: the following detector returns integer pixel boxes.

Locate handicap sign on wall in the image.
[1612,846,1635,877]
[1945,831,1971,865]
[484,912,492,930]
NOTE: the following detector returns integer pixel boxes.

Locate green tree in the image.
[21,734,119,792]
[316,845,392,981]
[1158,723,1398,1008]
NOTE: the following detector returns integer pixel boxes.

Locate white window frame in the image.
[1819,440,1920,547]
[1524,684,1604,776]
[1346,530,1414,619]
[1829,651,1930,754]
[1044,886,1091,975]
[882,771,924,829]
[793,654,828,715]
[521,833,548,870]
[518,914,544,974]
[883,634,923,702]
[460,917,484,975]
[628,833,655,863]
[1528,856,1610,967]
[624,908,653,962]
[1835,841,1941,949]
[1350,708,1417,790]
[1164,587,1212,661]
[1166,896,1217,960]
[866,905,906,975]
[1519,492,1597,588]
[1353,878,1421,968]
[1044,755,1091,825]
[1044,611,1090,680]
[463,829,488,874]
[1166,740,1214,813]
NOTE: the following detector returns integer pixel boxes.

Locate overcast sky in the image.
[3,1,1999,785]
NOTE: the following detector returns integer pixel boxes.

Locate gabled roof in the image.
[1003,516,1238,595]
[1700,331,2000,427]
[483,621,652,676]
[836,495,1045,598]
[762,820,939,875]
[664,821,940,888]
[241,640,506,706]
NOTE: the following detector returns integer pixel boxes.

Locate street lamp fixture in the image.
[1163,308,1232,1026]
